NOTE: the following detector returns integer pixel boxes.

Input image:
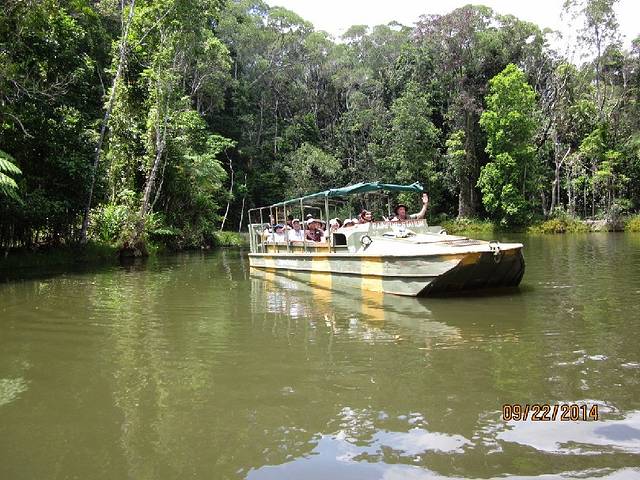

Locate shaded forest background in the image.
[1,0,640,250]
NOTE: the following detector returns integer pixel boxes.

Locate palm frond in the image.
[0,149,22,199]
[0,150,22,175]
[0,171,18,190]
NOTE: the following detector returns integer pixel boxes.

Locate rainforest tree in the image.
[478,64,540,225]
[1,0,639,251]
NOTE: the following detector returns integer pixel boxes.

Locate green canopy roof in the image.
[271,182,424,207]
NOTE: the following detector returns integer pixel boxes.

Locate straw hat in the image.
[394,204,409,215]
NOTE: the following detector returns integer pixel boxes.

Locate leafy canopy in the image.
[478,64,538,225]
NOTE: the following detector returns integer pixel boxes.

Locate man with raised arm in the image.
[391,193,429,221]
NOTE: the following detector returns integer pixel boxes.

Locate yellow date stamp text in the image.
[502,403,599,421]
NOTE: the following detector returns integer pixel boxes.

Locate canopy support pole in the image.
[259,208,265,253]
[248,210,254,253]
[300,198,307,253]
[325,195,331,251]
[284,203,290,252]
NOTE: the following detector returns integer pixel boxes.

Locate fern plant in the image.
[0,149,22,199]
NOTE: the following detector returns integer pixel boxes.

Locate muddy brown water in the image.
[1,233,639,479]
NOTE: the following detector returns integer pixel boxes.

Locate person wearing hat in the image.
[317,218,328,241]
[392,193,429,221]
[288,218,304,242]
[329,218,342,233]
[305,218,324,243]
[271,224,287,243]
[342,218,359,228]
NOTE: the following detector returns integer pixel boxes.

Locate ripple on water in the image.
[245,428,473,480]
[557,352,610,366]
[621,362,640,369]
[0,377,28,407]
[498,409,640,455]
[247,427,640,480]
[367,427,471,455]
[246,401,640,480]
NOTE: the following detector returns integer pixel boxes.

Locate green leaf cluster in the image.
[3,0,640,251]
[478,64,538,225]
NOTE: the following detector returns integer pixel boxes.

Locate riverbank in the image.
[442,214,640,235]
[2,219,639,275]
[0,231,248,275]
[1,242,118,271]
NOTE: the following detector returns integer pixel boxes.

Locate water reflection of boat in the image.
[251,268,461,342]
[247,182,524,296]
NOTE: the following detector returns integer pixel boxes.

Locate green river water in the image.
[1,234,640,479]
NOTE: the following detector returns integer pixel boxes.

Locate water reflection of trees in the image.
[44,243,640,479]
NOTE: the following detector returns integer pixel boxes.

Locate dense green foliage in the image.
[212,231,247,247]
[441,218,495,236]
[1,0,640,251]
[478,64,539,226]
[528,215,590,234]
[626,215,640,232]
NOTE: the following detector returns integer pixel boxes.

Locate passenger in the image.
[286,215,294,229]
[288,218,305,242]
[271,224,287,243]
[392,193,429,221]
[358,209,373,223]
[305,218,324,243]
[317,219,328,242]
[342,218,357,228]
[329,218,342,233]
[261,217,274,240]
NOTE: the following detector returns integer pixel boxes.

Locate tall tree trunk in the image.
[458,112,477,218]
[136,78,170,250]
[219,152,234,231]
[140,111,169,220]
[591,163,596,217]
[567,163,576,216]
[550,146,570,214]
[238,174,247,233]
[550,172,558,214]
[79,0,136,244]
[256,95,263,147]
[584,181,588,218]
[595,26,604,121]
[273,97,278,155]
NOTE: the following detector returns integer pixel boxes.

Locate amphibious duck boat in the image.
[247,182,524,296]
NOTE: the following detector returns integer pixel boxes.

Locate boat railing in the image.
[247,219,447,255]
[246,182,428,254]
